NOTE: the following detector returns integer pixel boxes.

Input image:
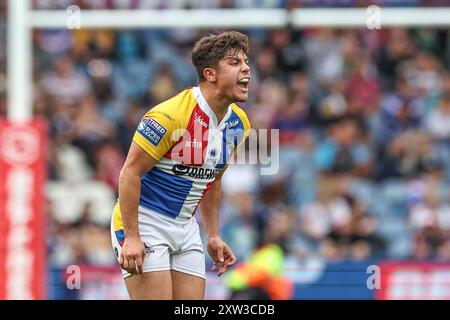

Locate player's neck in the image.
[198,83,230,123]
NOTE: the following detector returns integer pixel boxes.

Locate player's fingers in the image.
[217,246,224,263]
[223,259,234,270]
[218,263,228,276]
[211,262,218,271]
[135,256,144,275]
[124,256,131,273]
[119,252,124,268]
[126,257,136,274]
[223,243,234,255]
[122,254,129,270]
[223,245,236,265]
[226,253,237,266]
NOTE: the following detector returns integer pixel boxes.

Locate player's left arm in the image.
[201,106,251,276]
[199,168,236,277]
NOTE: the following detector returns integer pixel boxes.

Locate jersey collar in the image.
[192,86,232,129]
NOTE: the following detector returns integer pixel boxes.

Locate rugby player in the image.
[111,31,251,299]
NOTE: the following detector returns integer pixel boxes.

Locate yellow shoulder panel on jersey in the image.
[133,89,197,160]
[231,103,251,132]
[231,103,252,148]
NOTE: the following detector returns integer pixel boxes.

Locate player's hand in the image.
[206,236,236,276]
[119,236,146,275]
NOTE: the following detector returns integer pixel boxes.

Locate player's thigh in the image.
[122,244,173,300]
[171,218,206,299]
[171,247,206,300]
[125,271,172,300]
[171,270,205,300]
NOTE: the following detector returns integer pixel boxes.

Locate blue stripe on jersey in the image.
[115,229,125,244]
[139,167,193,219]
[216,110,245,169]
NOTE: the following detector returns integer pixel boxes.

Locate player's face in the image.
[216,50,251,103]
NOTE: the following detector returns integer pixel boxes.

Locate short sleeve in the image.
[221,105,252,168]
[234,107,252,151]
[133,109,177,161]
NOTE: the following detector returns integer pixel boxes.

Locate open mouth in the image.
[237,77,250,91]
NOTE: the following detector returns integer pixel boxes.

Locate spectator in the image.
[314,117,372,176]
[379,77,423,144]
[300,176,384,260]
[345,53,381,116]
[40,55,91,104]
[72,94,116,167]
[376,28,416,90]
[426,93,450,142]
[408,191,450,259]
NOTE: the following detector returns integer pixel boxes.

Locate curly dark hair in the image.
[191,31,249,82]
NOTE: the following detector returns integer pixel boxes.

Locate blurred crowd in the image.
[1,3,450,273]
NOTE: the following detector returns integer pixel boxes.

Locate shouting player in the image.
[111,31,251,299]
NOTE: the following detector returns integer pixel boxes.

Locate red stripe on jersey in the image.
[164,104,209,167]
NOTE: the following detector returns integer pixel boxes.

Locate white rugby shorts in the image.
[111,205,206,279]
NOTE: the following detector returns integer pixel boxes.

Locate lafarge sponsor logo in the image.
[172,164,219,179]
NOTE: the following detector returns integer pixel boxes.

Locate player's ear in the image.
[203,68,217,82]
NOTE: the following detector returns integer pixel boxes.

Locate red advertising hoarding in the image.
[377,261,450,300]
[0,118,47,299]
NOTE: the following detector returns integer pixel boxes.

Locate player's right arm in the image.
[118,100,180,275]
[118,90,189,275]
[118,141,158,275]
